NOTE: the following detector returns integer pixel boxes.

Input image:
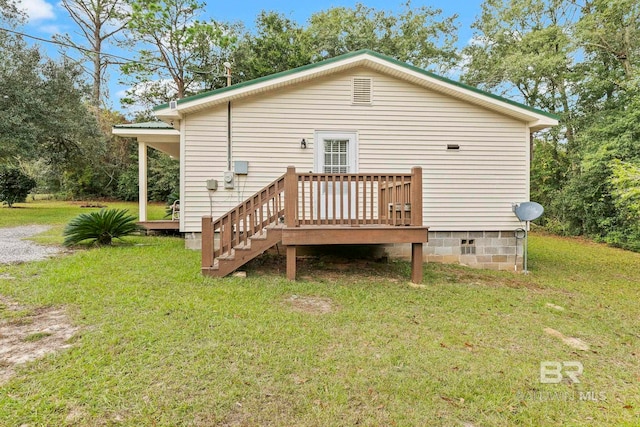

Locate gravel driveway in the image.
[0,226,60,264]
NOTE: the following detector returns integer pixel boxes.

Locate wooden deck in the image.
[201,166,428,283]
[138,220,180,231]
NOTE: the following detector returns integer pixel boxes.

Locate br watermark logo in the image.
[517,361,607,402]
[540,361,583,384]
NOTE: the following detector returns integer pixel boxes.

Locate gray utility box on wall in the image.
[206,179,218,191]
[234,161,249,175]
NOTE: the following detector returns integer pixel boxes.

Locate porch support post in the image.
[138,142,148,222]
[286,245,297,280]
[411,242,423,284]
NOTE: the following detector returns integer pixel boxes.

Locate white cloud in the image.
[18,0,55,21]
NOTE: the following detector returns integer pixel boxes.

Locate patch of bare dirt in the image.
[283,295,336,315]
[544,327,589,351]
[246,253,403,283]
[0,295,78,384]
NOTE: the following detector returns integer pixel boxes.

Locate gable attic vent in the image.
[352,77,373,105]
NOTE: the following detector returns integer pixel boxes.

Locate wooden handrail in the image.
[202,173,286,268]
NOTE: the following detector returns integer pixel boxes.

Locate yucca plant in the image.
[63,208,143,246]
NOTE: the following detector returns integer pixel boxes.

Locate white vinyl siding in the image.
[181,67,529,232]
[182,106,228,231]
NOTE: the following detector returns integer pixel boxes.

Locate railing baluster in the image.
[385,175,391,226]
[392,175,398,226]
[331,175,336,225]
[353,176,358,226]
[362,177,367,224]
[308,175,314,225]
[338,175,343,224]
[242,204,248,246]
[371,176,375,225]
[300,175,306,224]
[266,191,272,225]
[400,176,405,225]
[259,191,264,230]
[317,176,322,224]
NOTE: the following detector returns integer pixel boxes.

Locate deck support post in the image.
[286,245,297,280]
[285,166,298,280]
[410,166,424,284]
[411,242,423,284]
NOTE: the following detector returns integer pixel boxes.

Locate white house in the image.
[114,50,558,275]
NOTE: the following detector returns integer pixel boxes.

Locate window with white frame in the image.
[323,139,349,173]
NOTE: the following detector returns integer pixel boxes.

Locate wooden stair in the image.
[202,225,283,277]
[201,174,286,278]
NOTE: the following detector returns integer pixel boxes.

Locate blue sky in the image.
[15,0,485,113]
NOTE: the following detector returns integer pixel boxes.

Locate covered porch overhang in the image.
[112,122,180,224]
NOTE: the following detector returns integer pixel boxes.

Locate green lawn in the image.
[0,199,167,227]
[0,201,638,426]
[0,200,167,245]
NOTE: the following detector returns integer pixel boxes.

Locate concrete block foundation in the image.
[385,230,524,272]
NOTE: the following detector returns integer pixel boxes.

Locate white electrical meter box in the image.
[223,171,234,189]
[234,160,249,175]
[206,179,218,191]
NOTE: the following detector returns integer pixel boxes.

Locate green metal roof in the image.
[154,49,560,121]
[113,121,175,130]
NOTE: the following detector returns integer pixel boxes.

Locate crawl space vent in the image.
[352,77,372,104]
[461,239,476,255]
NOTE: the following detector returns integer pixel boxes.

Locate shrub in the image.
[0,165,37,207]
[63,209,143,246]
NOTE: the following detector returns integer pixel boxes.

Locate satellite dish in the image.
[514,201,544,221]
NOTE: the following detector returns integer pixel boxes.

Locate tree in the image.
[0,32,44,160]
[610,161,640,215]
[554,1,640,249]
[307,2,459,73]
[232,12,312,82]
[462,0,577,145]
[463,0,640,250]
[230,4,459,85]
[0,0,24,24]
[0,165,36,207]
[56,0,129,106]
[0,30,110,197]
[121,0,235,108]
[573,0,639,84]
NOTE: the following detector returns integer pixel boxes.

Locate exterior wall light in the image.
[300,138,307,149]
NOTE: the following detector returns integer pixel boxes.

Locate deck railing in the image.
[286,166,422,227]
[202,173,285,268]
[202,166,423,268]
